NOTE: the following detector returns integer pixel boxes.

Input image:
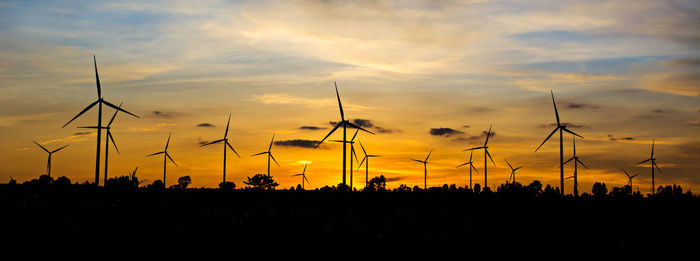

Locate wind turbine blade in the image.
[651,138,655,158]
[367,155,381,157]
[334,81,344,120]
[270,153,280,166]
[456,162,469,168]
[565,176,574,180]
[484,124,493,146]
[486,150,496,166]
[577,159,589,169]
[471,164,479,174]
[535,127,559,152]
[51,144,70,153]
[621,168,631,178]
[94,55,101,98]
[251,151,268,156]
[146,151,165,157]
[562,157,574,166]
[345,122,375,135]
[350,128,359,142]
[636,159,651,165]
[165,132,171,150]
[62,100,99,127]
[412,159,425,163]
[504,159,513,170]
[107,102,122,127]
[108,131,119,154]
[304,175,310,185]
[102,100,139,118]
[425,149,433,162]
[514,166,523,171]
[201,139,225,147]
[463,146,485,151]
[166,153,177,166]
[551,90,560,125]
[226,141,241,158]
[268,134,274,151]
[291,174,303,177]
[469,150,473,162]
[351,145,359,163]
[653,161,662,173]
[357,156,366,170]
[358,140,367,156]
[77,126,102,129]
[33,141,49,153]
[562,127,583,139]
[315,122,343,149]
[302,164,307,174]
[631,174,639,178]
[225,113,231,139]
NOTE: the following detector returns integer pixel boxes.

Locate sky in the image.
[1,0,699,193]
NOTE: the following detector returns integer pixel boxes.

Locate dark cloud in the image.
[274,139,320,148]
[299,126,325,130]
[608,134,634,141]
[466,131,496,141]
[386,177,404,182]
[152,110,179,118]
[73,132,91,136]
[197,123,215,127]
[539,122,586,129]
[198,140,210,146]
[568,103,598,109]
[662,58,700,67]
[462,125,471,128]
[329,118,397,134]
[429,128,464,137]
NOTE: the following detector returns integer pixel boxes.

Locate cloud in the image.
[465,131,496,141]
[250,94,372,111]
[329,118,398,134]
[539,122,586,129]
[151,110,180,118]
[274,139,320,148]
[661,58,700,67]
[568,103,598,109]
[462,125,471,128]
[198,140,210,146]
[299,126,325,130]
[608,134,634,141]
[429,128,464,137]
[386,177,404,182]
[73,132,92,137]
[197,123,216,127]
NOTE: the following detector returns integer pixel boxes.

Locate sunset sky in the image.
[1,0,698,193]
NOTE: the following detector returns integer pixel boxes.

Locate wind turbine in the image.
[562,136,588,197]
[200,114,241,184]
[621,168,639,188]
[464,124,496,188]
[78,103,122,186]
[637,138,661,194]
[32,141,69,178]
[412,149,433,189]
[357,140,381,188]
[291,164,310,190]
[504,159,523,184]
[62,55,139,186]
[252,134,279,189]
[314,82,374,187]
[456,150,479,190]
[329,129,360,189]
[146,133,177,186]
[535,90,583,195]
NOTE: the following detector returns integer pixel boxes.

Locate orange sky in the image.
[1,0,698,193]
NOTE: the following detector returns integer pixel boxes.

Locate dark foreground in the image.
[1,185,698,258]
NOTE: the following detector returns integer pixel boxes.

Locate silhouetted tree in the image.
[473,183,481,194]
[592,182,607,197]
[336,183,350,192]
[219,181,236,190]
[526,180,543,196]
[412,185,421,192]
[396,184,411,192]
[244,174,278,190]
[367,175,387,191]
[611,185,632,198]
[177,176,191,189]
[543,185,560,197]
[148,180,165,191]
[296,184,302,191]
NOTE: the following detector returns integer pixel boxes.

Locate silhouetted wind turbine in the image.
[535,90,583,195]
[329,129,360,189]
[456,150,478,190]
[146,133,177,186]
[291,164,310,190]
[621,168,639,188]
[412,149,433,189]
[504,159,523,184]
[78,102,122,185]
[62,56,139,186]
[315,82,374,187]
[562,136,588,197]
[464,124,496,188]
[252,134,279,189]
[32,141,69,178]
[201,114,241,184]
[357,140,381,188]
[637,138,661,194]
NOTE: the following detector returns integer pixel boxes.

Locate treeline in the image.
[3,174,695,200]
